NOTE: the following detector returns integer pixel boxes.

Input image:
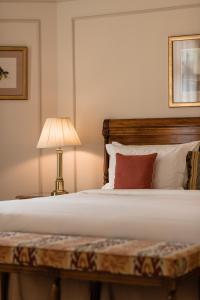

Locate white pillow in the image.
[105,141,200,189]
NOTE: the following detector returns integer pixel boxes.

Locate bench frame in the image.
[0,264,199,300]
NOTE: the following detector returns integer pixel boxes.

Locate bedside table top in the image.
[16,193,49,200]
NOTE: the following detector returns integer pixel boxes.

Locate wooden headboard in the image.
[102,117,200,184]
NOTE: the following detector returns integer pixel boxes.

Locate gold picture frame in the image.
[0,46,28,100]
[168,34,200,107]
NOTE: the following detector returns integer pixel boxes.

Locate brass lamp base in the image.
[51,190,68,196]
[51,148,68,196]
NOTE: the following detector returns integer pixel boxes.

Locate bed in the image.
[0,117,200,300]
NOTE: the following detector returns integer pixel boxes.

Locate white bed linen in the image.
[106,141,200,189]
[0,189,199,243]
[0,189,199,300]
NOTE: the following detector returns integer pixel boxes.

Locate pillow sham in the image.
[114,153,157,189]
[105,141,200,189]
[185,151,200,190]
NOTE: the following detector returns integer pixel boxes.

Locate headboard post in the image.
[102,117,200,184]
[103,119,109,184]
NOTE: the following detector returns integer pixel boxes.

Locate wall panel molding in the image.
[0,18,42,193]
[70,2,200,191]
[71,2,200,121]
[72,2,200,21]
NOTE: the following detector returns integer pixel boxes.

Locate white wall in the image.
[1,0,200,199]
[57,0,200,192]
[0,3,57,199]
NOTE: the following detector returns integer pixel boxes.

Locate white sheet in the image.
[0,189,199,243]
[0,189,199,300]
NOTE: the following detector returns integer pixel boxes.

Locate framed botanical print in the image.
[169,34,200,107]
[0,46,28,100]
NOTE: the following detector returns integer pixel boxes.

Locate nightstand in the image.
[16,193,49,200]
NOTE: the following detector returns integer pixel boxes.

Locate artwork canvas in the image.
[169,35,200,107]
[181,48,200,101]
[0,47,28,100]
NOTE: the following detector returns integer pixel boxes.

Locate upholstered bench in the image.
[0,232,199,300]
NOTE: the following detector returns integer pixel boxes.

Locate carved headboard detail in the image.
[102,117,200,184]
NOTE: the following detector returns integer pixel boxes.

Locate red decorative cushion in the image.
[114,153,157,189]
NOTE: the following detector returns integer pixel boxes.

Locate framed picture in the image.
[0,46,28,100]
[169,34,200,107]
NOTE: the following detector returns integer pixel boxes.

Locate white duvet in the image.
[0,189,200,243]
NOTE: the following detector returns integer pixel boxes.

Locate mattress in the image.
[0,189,199,300]
[0,189,199,243]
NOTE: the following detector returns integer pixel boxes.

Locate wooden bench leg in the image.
[49,277,61,300]
[1,272,9,300]
[90,282,101,300]
[167,280,177,300]
[108,284,114,300]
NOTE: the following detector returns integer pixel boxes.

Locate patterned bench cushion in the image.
[0,232,199,279]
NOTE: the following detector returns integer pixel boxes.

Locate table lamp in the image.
[37,117,81,195]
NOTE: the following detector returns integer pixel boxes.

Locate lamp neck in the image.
[56,148,63,179]
[51,147,67,196]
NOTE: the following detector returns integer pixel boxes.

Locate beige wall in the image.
[0,3,57,199]
[1,0,200,199]
[57,0,200,192]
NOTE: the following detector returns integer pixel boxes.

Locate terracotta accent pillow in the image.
[114,153,157,189]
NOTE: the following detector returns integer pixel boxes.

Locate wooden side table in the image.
[16,193,49,200]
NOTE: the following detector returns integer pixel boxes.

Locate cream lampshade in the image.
[37,117,81,195]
